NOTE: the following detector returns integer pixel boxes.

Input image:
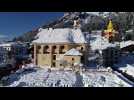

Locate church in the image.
[32,20,89,68]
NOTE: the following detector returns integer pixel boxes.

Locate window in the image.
[53,46,56,49]
[81,47,84,51]
[60,46,65,54]
[81,56,84,62]
[53,55,56,60]
[52,46,57,54]
[43,46,49,54]
[52,62,56,67]
[38,46,41,49]
[61,46,64,49]
[72,58,74,61]
[37,45,41,54]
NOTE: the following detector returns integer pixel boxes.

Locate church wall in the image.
[34,43,88,68]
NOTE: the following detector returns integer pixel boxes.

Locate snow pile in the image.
[120,40,134,48]
[90,35,116,50]
[64,48,82,56]
[32,28,87,44]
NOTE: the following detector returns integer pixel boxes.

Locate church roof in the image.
[32,28,87,44]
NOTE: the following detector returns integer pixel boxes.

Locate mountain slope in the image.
[14,12,134,42]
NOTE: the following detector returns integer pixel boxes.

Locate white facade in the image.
[0,42,28,64]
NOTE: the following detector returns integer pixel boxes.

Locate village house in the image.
[0,42,28,67]
[32,26,89,68]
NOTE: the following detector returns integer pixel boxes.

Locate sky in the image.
[0,12,64,40]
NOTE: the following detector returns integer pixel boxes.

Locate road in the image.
[113,71,134,86]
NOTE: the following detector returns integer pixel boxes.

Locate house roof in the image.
[90,35,116,50]
[0,43,14,47]
[56,48,82,61]
[0,42,26,47]
[64,48,82,56]
[32,28,87,44]
[120,40,134,48]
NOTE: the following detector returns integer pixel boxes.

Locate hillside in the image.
[14,12,134,42]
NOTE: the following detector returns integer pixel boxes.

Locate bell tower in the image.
[103,20,116,42]
[73,17,81,29]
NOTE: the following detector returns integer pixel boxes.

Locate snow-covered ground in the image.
[82,71,132,87]
[1,64,133,87]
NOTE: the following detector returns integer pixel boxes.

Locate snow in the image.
[32,28,87,44]
[82,72,131,87]
[1,64,133,87]
[64,48,82,56]
[90,34,116,50]
[119,64,134,77]
[86,12,109,16]
[126,30,133,33]
[120,40,134,48]
[114,53,134,77]
[0,42,26,47]
[0,43,13,47]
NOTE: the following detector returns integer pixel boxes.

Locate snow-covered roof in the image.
[0,43,14,47]
[64,48,82,56]
[0,42,26,47]
[32,28,87,44]
[126,30,133,33]
[120,40,134,48]
[90,35,116,50]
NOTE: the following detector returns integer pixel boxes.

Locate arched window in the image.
[37,45,41,54]
[53,55,56,60]
[52,62,56,67]
[72,58,74,62]
[81,47,84,51]
[43,45,49,54]
[52,46,57,54]
[60,46,65,54]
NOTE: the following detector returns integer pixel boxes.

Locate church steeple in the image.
[73,17,81,29]
[107,20,114,32]
[103,20,117,42]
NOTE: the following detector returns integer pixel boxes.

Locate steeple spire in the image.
[107,20,114,32]
[104,20,115,33]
